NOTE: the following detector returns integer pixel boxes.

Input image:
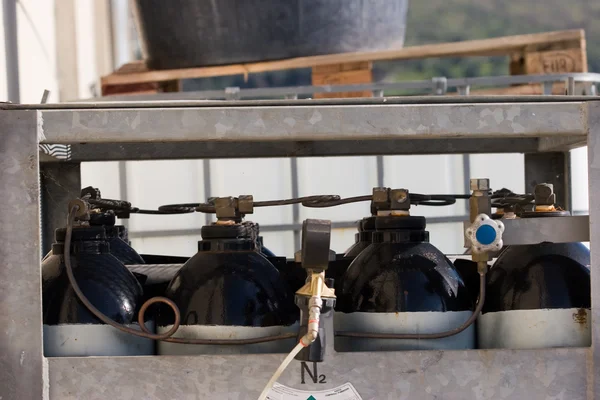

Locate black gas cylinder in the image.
[479,239,591,349]
[258,236,276,257]
[335,215,474,351]
[42,225,151,356]
[253,222,276,257]
[89,212,145,265]
[344,217,375,258]
[157,221,298,355]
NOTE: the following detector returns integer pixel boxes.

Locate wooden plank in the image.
[509,52,526,75]
[101,29,585,86]
[114,60,149,74]
[313,61,371,74]
[312,62,373,98]
[579,32,588,74]
[524,48,586,74]
[101,79,181,96]
[101,82,160,96]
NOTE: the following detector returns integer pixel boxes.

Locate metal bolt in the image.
[470,178,490,191]
[389,189,410,211]
[392,189,409,203]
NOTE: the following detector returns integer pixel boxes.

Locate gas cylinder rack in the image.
[1,96,600,400]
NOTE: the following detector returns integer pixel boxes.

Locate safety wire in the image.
[85,197,188,215]
[490,188,534,209]
[158,192,472,214]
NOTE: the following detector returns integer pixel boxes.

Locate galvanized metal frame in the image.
[0,97,597,399]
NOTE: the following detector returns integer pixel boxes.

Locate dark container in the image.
[157,222,298,354]
[258,236,276,257]
[478,240,591,349]
[89,213,145,265]
[42,226,151,356]
[335,215,474,351]
[484,242,590,314]
[339,216,471,313]
[42,226,143,325]
[132,0,409,69]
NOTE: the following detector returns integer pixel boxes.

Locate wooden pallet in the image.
[101,29,587,98]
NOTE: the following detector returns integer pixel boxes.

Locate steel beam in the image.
[57,138,544,161]
[587,101,600,396]
[47,345,589,399]
[35,102,588,144]
[40,163,81,254]
[0,111,44,399]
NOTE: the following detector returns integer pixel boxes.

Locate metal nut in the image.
[238,195,254,214]
[470,178,490,191]
[534,183,555,206]
[214,197,237,218]
[534,183,554,197]
[372,187,389,204]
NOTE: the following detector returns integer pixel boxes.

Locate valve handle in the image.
[465,214,504,254]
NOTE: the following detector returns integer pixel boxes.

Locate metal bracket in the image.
[432,77,448,95]
[463,215,590,246]
[224,86,241,100]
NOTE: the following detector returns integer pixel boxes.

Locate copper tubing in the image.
[64,206,296,345]
[335,271,486,340]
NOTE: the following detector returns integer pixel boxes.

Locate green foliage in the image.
[383,0,600,81]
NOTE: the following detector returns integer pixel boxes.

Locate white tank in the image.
[478,308,590,349]
[43,322,154,357]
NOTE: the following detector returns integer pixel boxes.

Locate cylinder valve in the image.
[465,214,504,254]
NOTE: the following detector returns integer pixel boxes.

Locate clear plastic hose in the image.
[257,342,304,400]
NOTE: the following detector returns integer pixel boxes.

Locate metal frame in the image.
[1,96,597,399]
[93,72,600,101]
[36,95,590,247]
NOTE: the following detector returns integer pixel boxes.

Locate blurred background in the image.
[0,0,593,256]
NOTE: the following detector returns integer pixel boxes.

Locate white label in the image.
[265,383,363,400]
